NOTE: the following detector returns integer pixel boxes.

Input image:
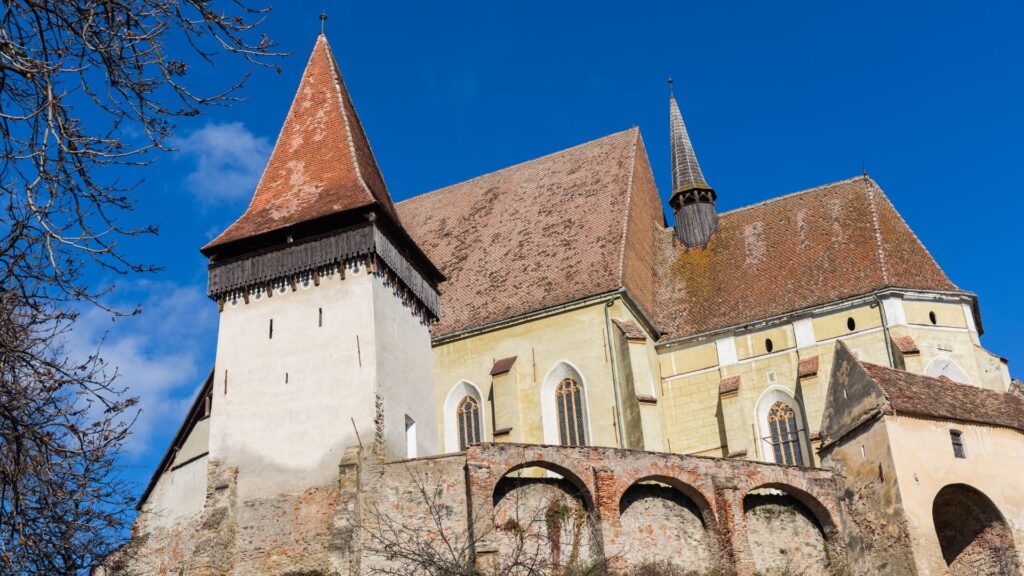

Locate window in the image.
[929,310,938,325]
[950,430,966,459]
[456,396,481,450]
[556,378,587,447]
[847,317,856,331]
[405,415,417,459]
[767,401,804,466]
[765,338,774,353]
[269,318,273,339]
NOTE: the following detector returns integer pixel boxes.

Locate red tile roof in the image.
[612,319,647,341]
[654,176,961,340]
[398,129,660,338]
[862,362,1024,432]
[719,375,741,396]
[892,335,920,355]
[204,36,397,251]
[798,355,820,378]
[490,356,517,376]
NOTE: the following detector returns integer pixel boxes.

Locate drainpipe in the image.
[874,293,895,368]
[603,298,627,449]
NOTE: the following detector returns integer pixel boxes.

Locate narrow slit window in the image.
[269,318,274,339]
[318,308,323,327]
[950,430,966,459]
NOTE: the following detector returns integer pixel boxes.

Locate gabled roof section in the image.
[398,128,657,339]
[204,35,397,252]
[821,343,1024,449]
[655,175,962,341]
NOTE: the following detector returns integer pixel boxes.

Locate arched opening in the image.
[743,485,836,575]
[540,362,591,446]
[926,356,971,385]
[932,484,1019,575]
[754,388,810,466]
[618,476,716,573]
[443,381,485,453]
[492,463,599,572]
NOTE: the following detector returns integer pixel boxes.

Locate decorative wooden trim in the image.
[207,223,440,318]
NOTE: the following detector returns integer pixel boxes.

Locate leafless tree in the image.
[0,2,280,574]
[357,464,609,576]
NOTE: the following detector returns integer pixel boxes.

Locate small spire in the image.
[667,76,674,96]
[669,90,710,196]
[320,12,328,35]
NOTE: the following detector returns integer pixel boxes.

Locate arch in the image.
[540,361,592,447]
[932,483,1019,574]
[753,386,810,466]
[743,483,837,574]
[443,380,486,453]
[618,477,717,572]
[492,461,600,570]
[926,356,971,385]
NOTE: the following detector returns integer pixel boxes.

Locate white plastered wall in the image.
[209,263,437,499]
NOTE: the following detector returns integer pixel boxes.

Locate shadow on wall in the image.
[932,483,1020,576]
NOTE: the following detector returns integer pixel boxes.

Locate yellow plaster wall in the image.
[885,416,1024,574]
[735,325,794,360]
[903,299,967,329]
[431,299,655,452]
[894,323,1011,392]
[813,304,883,341]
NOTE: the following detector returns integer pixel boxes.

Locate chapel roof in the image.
[397,128,664,338]
[203,35,398,252]
[653,175,961,341]
[398,129,963,341]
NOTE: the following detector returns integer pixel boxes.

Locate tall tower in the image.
[199,35,443,500]
[669,88,717,247]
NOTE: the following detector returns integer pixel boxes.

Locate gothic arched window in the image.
[456,395,481,451]
[768,401,804,466]
[555,378,587,447]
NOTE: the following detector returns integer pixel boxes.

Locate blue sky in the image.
[92,2,1023,499]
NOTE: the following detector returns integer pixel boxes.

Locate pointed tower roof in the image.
[203,34,398,252]
[669,91,711,198]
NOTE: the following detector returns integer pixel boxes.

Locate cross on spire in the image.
[320,12,328,35]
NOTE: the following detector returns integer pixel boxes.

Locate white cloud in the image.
[175,121,271,204]
[69,281,218,457]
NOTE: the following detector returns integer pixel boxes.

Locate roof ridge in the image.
[398,127,641,204]
[866,179,961,292]
[717,174,868,217]
[615,132,643,290]
[863,177,890,284]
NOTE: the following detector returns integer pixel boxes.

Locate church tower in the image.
[199,35,443,500]
[669,88,717,247]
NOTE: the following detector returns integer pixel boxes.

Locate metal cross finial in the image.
[320,12,328,35]
[667,76,674,96]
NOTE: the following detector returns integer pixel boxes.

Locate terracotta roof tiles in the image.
[205,36,397,251]
[654,176,961,340]
[398,129,657,338]
[861,362,1024,432]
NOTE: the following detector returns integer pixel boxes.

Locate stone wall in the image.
[115,443,873,576]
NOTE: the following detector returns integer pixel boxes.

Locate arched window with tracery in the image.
[456,396,481,450]
[767,401,804,466]
[556,378,587,447]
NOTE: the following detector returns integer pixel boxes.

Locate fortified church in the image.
[115,34,1024,576]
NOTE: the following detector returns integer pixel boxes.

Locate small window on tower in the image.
[765,338,774,353]
[929,311,938,325]
[269,318,274,339]
[950,430,966,459]
[847,317,856,331]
